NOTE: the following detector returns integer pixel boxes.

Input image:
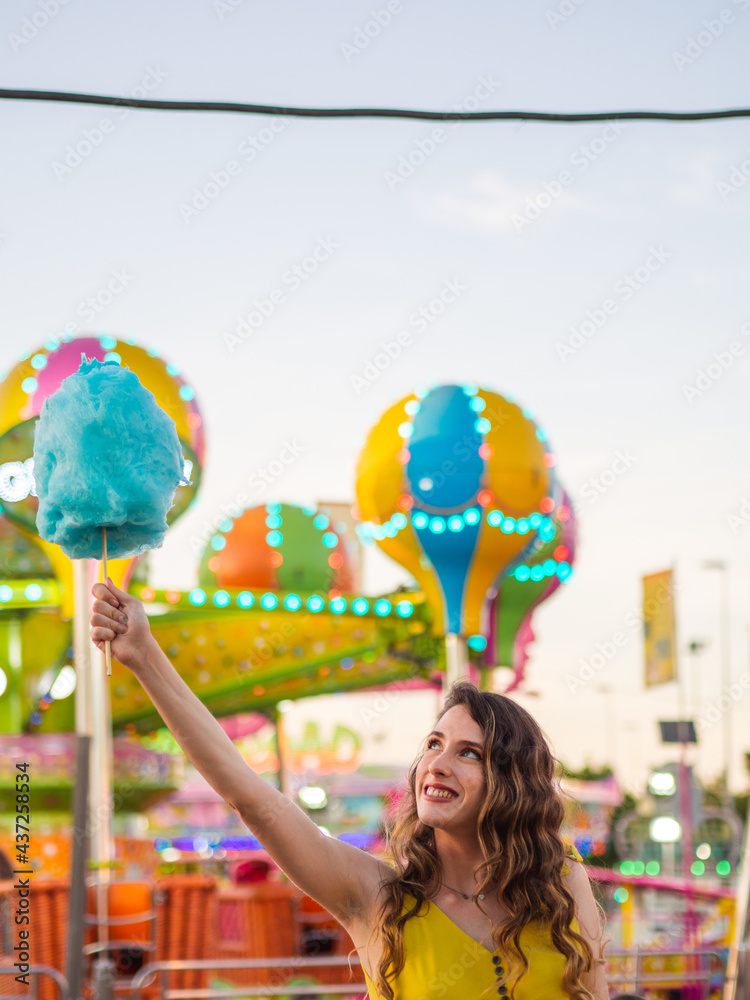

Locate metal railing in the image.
[0,949,731,1000]
[129,957,368,1000]
[606,948,724,1000]
[0,964,69,1000]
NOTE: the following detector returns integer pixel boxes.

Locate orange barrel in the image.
[85,881,153,946]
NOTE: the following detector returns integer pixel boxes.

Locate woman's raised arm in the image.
[90,579,391,925]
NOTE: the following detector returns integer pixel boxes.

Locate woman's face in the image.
[415,704,487,835]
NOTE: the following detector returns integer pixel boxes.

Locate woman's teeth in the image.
[425,787,457,799]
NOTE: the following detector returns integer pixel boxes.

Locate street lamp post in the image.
[702,560,731,793]
[687,639,707,721]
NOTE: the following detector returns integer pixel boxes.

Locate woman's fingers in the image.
[106,577,131,603]
[92,598,127,624]
[92,581,120,608]
[90,612,127,639]
[91,626,116,643]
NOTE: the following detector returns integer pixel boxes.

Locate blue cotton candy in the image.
[33,356,184,559]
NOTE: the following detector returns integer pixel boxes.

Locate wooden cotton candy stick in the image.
[102,526,112,677]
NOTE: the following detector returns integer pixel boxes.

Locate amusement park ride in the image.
[0,333,577,994]
[16,332,724,999]
[0,334,575,738]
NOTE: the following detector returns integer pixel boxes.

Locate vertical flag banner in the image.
[642,568,677,686]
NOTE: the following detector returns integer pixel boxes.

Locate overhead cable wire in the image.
[1,88,750,123]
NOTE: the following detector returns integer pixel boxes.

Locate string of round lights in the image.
[1,87,749,123]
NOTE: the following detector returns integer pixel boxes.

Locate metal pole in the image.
[703,561,731,793]
[720,566,731,792]
[722,791,750,1000]
[678,750,697,995]
[90,575,115,999]
[7,616,23,733]
[86,558,116,1000]
[721,574,750,1000]
[66,559,94,1000]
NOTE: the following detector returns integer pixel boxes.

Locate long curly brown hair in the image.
[371,682,596,1000]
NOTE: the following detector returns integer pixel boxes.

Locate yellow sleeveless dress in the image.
[363,849,581,1000]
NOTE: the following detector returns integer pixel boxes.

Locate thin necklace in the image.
[440,881,485,902]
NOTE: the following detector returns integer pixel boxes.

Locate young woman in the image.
[91,579,608,999]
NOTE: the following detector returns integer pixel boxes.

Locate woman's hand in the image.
[90,578,154,670]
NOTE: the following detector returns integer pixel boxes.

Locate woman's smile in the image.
[423,783,460,801]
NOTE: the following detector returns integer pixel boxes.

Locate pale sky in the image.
[2,0,750,794]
